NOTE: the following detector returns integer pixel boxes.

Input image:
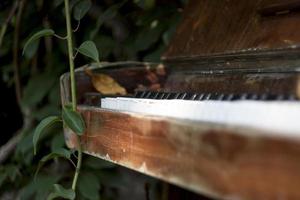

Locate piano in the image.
[61,0,300,199]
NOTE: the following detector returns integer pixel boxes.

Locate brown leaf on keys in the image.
[85,68,127,95]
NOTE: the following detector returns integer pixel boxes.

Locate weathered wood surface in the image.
[64,106,300,200]
[61,63,300,199]
[163,0,300,63]
[164,72,300,98]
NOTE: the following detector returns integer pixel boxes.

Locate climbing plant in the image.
[0,0,184,199]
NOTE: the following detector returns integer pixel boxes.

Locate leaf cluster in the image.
[0,0,184,199]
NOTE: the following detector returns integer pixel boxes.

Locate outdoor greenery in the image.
[0,0,185,199]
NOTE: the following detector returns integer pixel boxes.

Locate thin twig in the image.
[0,0,30,164]
[0,108,32,164]
[0,0,19,50]
[73,19,80,33]
[13,0,27,105]
[54,34,68,40]
[0,132,22,163]
[72,49,79,60]
[43,18,53,71]
[68,158,77,168]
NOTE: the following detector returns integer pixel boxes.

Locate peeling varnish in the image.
[138,162,148,173]
[83,151,230,200]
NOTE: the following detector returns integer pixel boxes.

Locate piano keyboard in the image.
[100,91,300,137]
[133,91,297,101]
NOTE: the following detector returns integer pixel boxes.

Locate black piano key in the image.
[249,94,259,100]
[266,94,278,100]
[178,93,186,99]
[203,93,211,100]
[217,93,225,100]
[144,91,152,98]
[288,95,296,101]
[240,93,249,100]
[157,92,164,99]
[152,92,159,99]
[224,93,234,101]
[164,93,171,99]
[174,93,181,99]
[138,91,146,98]
[131,90,298,101]
[150,92,157,98]
[231,94,241,100]
[211,93,225,100]
[190,94,198,100]
[260,93,268,100]
[183,93,192,100]
[134,91,140,98]
[210,93,218,100]
[167,93,177,99]
[277,94,285,100]
[196,93,205,100]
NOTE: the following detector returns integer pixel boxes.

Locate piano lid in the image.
[162,0,300,62]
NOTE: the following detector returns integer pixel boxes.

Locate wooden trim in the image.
[64,106,300,200]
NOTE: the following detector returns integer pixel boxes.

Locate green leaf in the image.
[24,39,39,59]
[20,174,61,200]
[89,1,126,39]
[23,29,55,55]
[78,173,100,200]
[51,133,65,152]
[62,105,86,135]
[21,69,57,108]
[15,129,34,165]
[6,165,20,181]
[77,40,99,62]
[32,105,60,121]
[73,0,91,21]
[41,148,71,162]
[35,148,71,179]
[0,171,7,187]
[54,0,64,7]
[47,184,75,200]
[33,116,61,155]
[134,24,164,51]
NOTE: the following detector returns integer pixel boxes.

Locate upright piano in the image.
[61,0,300,199]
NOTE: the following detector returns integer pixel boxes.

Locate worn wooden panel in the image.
[163,0,300,61]
[164,72,300,97]
[60,65,300,105]
[64,107,300,200]
[60,64,300,199]
[60,62,168,105]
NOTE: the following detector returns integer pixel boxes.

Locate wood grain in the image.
[163,0,300,61]
[64,107,300,200]
[60,63,300,199]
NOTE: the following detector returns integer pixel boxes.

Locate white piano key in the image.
[101,97,300,138]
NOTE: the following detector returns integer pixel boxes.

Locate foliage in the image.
[77,40,99,63]
[0,0,184,199]
[33,116,62,155]
[22,29,55,55]
[62,105,85,135]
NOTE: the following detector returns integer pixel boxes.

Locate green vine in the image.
[23,0,100,198]
[64,0,82,192]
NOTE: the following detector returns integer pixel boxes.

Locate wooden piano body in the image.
[61,0,300,199]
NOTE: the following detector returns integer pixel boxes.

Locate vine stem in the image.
[64,0,76,110]
[64,0,82,191]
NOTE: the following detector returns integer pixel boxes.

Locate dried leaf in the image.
[85,68,127,95]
